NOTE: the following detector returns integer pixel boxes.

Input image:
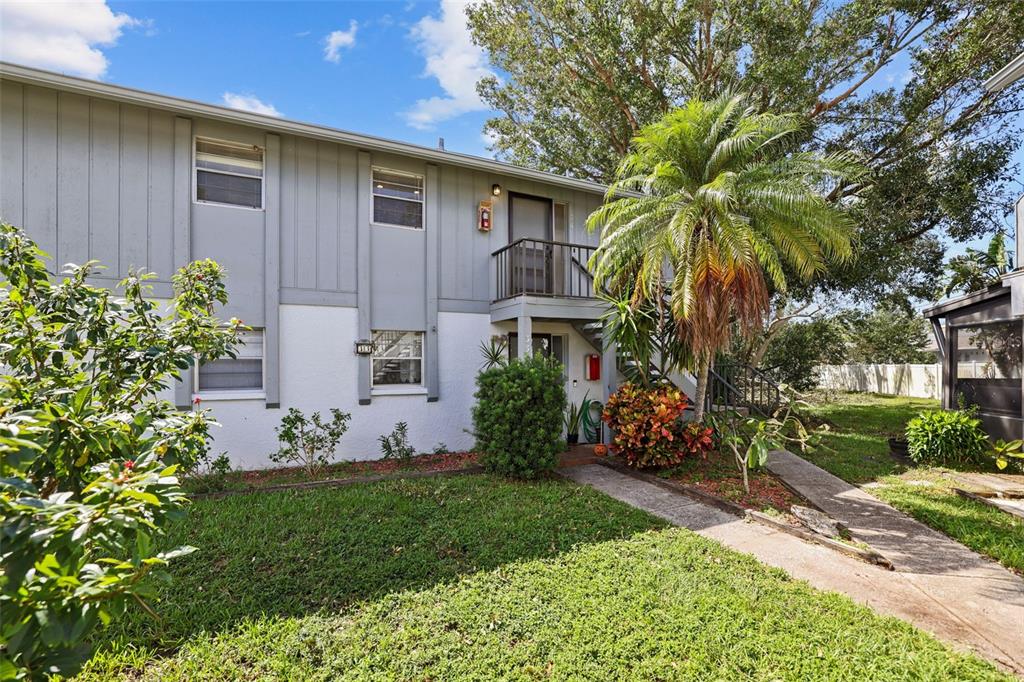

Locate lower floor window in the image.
[372,330,423,386]
[197,329,264,392]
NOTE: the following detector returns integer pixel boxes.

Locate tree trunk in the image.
[692,354,711,422]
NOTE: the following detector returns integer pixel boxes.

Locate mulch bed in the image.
[657,449,805,518]
[188,451,480,494]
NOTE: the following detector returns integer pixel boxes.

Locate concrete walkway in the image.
[561,463,1024,675]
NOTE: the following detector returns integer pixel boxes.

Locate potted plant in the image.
[564,393,589,445]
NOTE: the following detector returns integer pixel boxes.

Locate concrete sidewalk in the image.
[561,463,1024,675]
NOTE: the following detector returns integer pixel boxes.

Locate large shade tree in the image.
[467,0,1024,304]
[588,94,859,418]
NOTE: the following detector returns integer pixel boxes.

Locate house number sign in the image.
[354,340,375,355]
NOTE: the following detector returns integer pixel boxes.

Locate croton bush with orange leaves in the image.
[602,383,714,468]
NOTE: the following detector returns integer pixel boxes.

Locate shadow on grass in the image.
[97,473,667,656]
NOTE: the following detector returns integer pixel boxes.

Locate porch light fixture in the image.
[491,183,502,196]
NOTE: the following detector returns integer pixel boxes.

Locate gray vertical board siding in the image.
[191,200,266,325]
[20,88,185,282]
[23,85,58,258]
[0,81,24,225]
[89,97,120,271]
[371,226,427,329]
[294,137,318,290]
[189,121,267,325]
[279,135,297,289]
[119,105,150,273]
[368,151,428,331]
[172,116,193,408]
[147,112,175,279]
[437,164,594,305]
[264,134,282,407]
[316,141,339,292]
[171,117,191,274]
[278,136,357,297]
[56,91,90,268]
[455,168,474,298]
[336,145,358,292]
[438,165,459,299]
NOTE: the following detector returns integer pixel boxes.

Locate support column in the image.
[601,321,618,444]
[172,116,193,410]
[425,163,440,402]
[517,314,532,360]
[263,133,281,409]
[356,150,372,405]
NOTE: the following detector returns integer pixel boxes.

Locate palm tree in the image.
[943,231,1012,297]
[587,94,861,421]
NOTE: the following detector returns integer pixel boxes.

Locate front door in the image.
[508,333,565,365]
[509,193,553,294]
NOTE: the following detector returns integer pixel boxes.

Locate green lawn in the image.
[76,474,1008,680]
[804,392,938,483]
[804,392,1024,574]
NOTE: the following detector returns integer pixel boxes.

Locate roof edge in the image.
[922,283,1009,318]
[984,52,1024,93]
[0,61,610,196]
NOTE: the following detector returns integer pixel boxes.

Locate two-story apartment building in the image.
[0,62,626,468]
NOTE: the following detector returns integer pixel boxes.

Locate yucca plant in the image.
[588,93,863,420]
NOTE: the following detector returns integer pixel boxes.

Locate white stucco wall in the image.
[199,306,497,469]
[196,307,609,470]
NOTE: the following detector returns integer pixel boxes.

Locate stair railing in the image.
[705,364,781,418]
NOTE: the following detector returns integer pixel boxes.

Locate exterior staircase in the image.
[572,321,780,418]
[571,320,697,398]
[707,363,781,417]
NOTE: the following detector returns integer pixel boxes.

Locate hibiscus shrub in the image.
[0,223,239,679]
[603,383,709,468]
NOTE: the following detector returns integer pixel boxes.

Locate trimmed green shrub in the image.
[905,409,988,468]
[473,354,566,478]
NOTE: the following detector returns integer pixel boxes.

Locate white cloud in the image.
[323,20,358,63]
[404,0,495,130]
[222,92,282,117]
[0,0,140,79]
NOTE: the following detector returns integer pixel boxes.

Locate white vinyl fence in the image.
[816,363,943,400]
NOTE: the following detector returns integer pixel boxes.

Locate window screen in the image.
[372,169,423,228]
[195,138,264,208]
[955,322,1022,416]
[198,329,264,391]
[372,330,423,385]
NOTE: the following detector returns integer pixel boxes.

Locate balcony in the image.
[490,238,604,322]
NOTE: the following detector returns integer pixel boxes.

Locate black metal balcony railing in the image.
[493,238,596,301]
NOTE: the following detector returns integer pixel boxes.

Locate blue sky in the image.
[0,0,1019,257]
[1,1,497,157]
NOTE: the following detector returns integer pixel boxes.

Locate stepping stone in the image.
[791,505,846,539]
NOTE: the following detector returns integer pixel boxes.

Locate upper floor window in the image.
[372,168,423,229]
[195,138,264,209]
